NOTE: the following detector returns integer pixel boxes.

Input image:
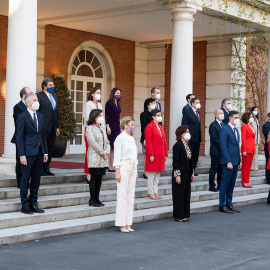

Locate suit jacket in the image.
[140,109,152,143]
[220,124,241,165]
[37,91,59,133]
[263,121,270,153]
[11,100,27,143]
[182,104,191,115]
[241,124,256,154]
[16,110,48,157]
[172,141,193,185]
[220,107,229,125]
[145,120,168,172]
[181,106,202,143]
[209,120,223,156]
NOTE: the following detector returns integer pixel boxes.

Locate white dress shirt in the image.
[44,91,56,106]
[84,101,103,126]
[113,131,138,168]
[27,108,38,130]
[228,123,238,141]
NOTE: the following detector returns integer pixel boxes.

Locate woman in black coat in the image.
[172,125,194,222]
[140,97,156,179]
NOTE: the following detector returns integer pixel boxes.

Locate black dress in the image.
[172,141,193,220]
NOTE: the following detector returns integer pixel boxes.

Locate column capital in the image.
[164,1,202,22]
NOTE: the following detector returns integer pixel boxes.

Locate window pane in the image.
[70,139,73,145]
[95,83,101,90]
[72,66,76,75]
[86,51,94,64]
[77,65,93,77]
[71,91,74,100]
[71,80,74,90]
[78,50,86,63]
[76,124,82,133]
[75,136,82,145]
[76,91,83,101]
[87,82,94,91]
[73,56,80,67]
[76,102,83,113]
[76,81,83,90]
[95,67,103,78]
[76,113,82,123]
[92,56,101,70]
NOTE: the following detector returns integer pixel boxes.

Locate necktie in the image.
[220,123,223,128]
[195,111,200,122]
[233,127,238,142]
[49,94,55,110]
[156,101,159,110]
[33,113,38,131]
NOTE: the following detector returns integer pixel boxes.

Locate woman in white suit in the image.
[114,116,138,233]
[250,106,260,171]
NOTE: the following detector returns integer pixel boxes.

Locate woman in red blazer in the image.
[241,112,256,188]
[145,109,168,200]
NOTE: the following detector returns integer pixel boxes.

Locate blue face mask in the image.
[127,125,135,134]
[219,114,225,121]
[47,87,54,93]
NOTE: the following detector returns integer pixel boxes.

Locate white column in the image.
[267,43,270,114]
[0,0,37,174]
[165,2,201,149]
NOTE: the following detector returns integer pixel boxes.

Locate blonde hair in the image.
[120,116,135,131]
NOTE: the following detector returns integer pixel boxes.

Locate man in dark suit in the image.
[37,78,60,176]
[263,112,270,183]
[220,98,232,125]
[16,93,48,214]
[208,109,225,192]
[182,93,195,114]
[11,87,32,188]
[181,98,202,171]
[219,110,241,214]
[150,87,162,111]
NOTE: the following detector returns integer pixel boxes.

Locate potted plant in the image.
[53,76,76,157]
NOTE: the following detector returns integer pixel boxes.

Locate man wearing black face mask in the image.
[37,78,60,176]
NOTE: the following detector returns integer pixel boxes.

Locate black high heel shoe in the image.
[143,174,148,179]
[97,199,105,207]
[89,199,100,207]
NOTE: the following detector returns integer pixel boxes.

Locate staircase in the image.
[0,163,268,245]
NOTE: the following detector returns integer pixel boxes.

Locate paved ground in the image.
[1,203,270,270]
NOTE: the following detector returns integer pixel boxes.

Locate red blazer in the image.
[241,124,256,154]
[145,120,168,172]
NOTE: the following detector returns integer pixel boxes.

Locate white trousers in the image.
[148,171,161,195]
[251,144,259,170]
[115,160,137,226]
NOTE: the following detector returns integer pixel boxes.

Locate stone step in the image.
[0,175,266,200]
[0,192,268,246]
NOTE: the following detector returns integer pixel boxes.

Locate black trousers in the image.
[266,151,269,182]
[43,130,56,173]
[20,149,43,207]
[15,145,22,187]
[172,180,191,220]
[267,189,270,204]
[209,155,222,189]
[89,175,103,203]
[189,140,201,169]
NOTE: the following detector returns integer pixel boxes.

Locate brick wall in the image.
[164,42,207,155]
[0,15,8,156]
[44,25,135,117]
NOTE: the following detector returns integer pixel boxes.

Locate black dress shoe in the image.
[89,199,100,207]
[209,187,218,192]
[227,206,241,213]
[21,206,34,215]
[30,205,45,213]
[41,172,47,176]
[46,171,55,176]
[219,207,234,214]
[97,199,105,207]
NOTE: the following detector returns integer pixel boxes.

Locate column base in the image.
[0,157,16,176]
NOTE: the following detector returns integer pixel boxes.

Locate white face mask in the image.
[227,104,232,111]
[196,103,201,110]
[234,119,240,126]
[149,104,156,111]
[249,117,254,124]
[32,101,40,111]
[184,133,191,141]
[253,111,258,116]
[156,116,162,123]
[155,94,161,100]
[95,93,101,101]
[97,117,104,125]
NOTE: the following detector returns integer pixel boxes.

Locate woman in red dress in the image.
[241,112,256,188]
[145,109,168,200]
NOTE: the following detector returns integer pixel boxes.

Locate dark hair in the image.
[108,88,121,105]
[87,109,102,125]
[150,109,161,117]
[190,98,199,104]
[151,87,159,94]
[175,125,188,141]
[186,94,195,102]
[20,87,28,98]
[221,98,230,107]
[250,106,258,119]
[88,87,100,101]
[144,98,156,110]
[229,110,239,118]
[41,78,54,90]
[242,112,252,124]
[267,112,270,118]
